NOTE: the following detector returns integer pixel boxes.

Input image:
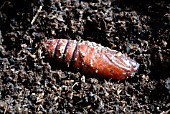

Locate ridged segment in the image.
[44,39,59,59]
[71,41,88,71]
[54,39,68,64]
[64,40,77,67]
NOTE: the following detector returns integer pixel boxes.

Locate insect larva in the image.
[42,39,140,80]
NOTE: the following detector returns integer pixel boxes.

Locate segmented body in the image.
[43,39,139,80]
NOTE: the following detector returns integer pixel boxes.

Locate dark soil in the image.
[0,0,169,113]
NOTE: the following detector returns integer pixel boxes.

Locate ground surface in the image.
[0,0,169,113]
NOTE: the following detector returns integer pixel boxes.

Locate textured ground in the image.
[0,0,169,113]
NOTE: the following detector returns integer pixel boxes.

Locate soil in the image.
[0,0,169,113]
